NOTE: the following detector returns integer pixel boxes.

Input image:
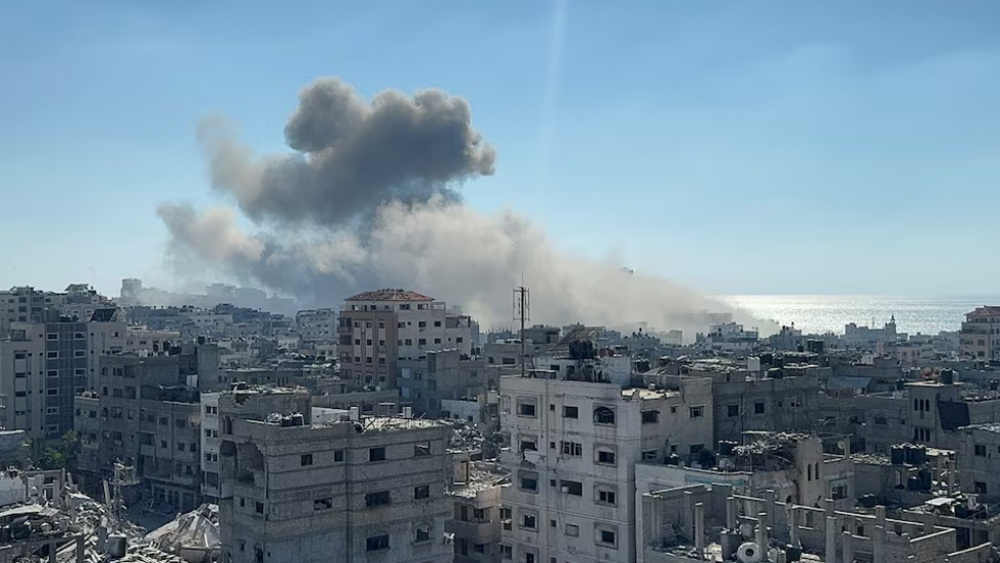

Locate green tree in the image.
[33,431,80,471]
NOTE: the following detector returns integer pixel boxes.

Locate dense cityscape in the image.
[0,281,999,562]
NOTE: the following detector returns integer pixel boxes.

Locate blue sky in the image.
[1,0,999,297]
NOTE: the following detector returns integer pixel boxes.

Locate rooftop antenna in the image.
[513,285,530,378]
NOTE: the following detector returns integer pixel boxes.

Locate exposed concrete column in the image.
[684,491,694,538]
[726,496,737,530]
[825,498,835,519]
[825,516,838,563]
[947,457,956,495]
[842,530,854,563]
[935,454,944,489]
[922,511,935,535]
[875,505,886,529]
[787,503,799,547]
[765,489,777,528]
[76,536,85,562]
[873,525,886,563]
[756,512,768,551]
[695,502,705,561]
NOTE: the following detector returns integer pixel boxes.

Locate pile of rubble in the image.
[0,469,219,563]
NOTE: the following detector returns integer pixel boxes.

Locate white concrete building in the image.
[960,306,1000,360]
[498,369,713,563]
[200,392,222,502]
[296,308,338,344]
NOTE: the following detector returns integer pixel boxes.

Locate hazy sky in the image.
[1,1,999,297]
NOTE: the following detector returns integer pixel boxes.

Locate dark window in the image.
[301,454,313,466]
[975,445,987,457]
[369,447,386,461]
[562,406,578,419]
[365,491,391,507]
[518,402,536,417]
[313,498,332,510]
[414,442,431,456]
[599,529,616,546]
[598,489,617,505]
[594,407,615,425]
[641,410,659,423]
[560,480,583,496]
[414,485,430,499]
[728,404,739,417]
[597,450,616,465]
[754,402,765,414]
[334,450,344,462]
[520,475,538,492]
[366,534,390,551]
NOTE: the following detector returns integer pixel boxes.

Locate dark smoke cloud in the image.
[159,77,772,337]
[200,78,496,227]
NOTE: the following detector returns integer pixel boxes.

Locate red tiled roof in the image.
[968,306,1000,316]
[344,289,434,302]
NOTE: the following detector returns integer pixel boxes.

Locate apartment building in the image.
[337,289,476,391]
[217,387,452,563]
[498,368,713,563]
[960,306,1000,360]
[73,344,222,509]
[295,308,337,345]
[399,349,485,415]
[448,452,507,563]
[0,320,89,439]
[200,392,222,503]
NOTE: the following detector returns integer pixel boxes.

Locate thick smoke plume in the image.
[159,77,769,337]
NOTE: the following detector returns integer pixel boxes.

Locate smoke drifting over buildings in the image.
[158,76,767,334]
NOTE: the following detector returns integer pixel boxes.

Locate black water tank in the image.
[719,441,736,456]
[665,454,680,466]
[940,369,954,385]
[890,445,905,465]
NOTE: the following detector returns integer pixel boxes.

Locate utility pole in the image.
[513,286,530,377]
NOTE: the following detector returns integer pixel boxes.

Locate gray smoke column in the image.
[159,76,770,337]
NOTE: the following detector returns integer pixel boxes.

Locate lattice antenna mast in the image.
[513,287,530,378]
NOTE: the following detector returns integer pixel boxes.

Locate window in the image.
[47,351,58,359]
[414,485,430,499]
[597,487,617,505]
[728,404,739,417]
[874,416,888,426]
[641,410,659,423]
[519,472,538,492]
[596,449,617,465]
[562,405,578,419]
[334,450,344,462]
[414,442,431,456]
[689,406,705,418]
[831,483,848,500]
[255,502,264,514]
[521,513,537,529]
[518,400,536,417]
[561,441,582,456]
[365,491,391,507]
[975,481,988,494]
[313,498,332,510]
[414,525,431,543]
[369,447,386,461]
[565,523,579,537]
[560,480,583,496]
[501,507,512,531]
[520,439,537,452]
[418,338,427,346]
[754,402,765,414]
[418,321,426,328]
[366,534,390,552]
[642,450,658,461]
[301,454,313,466]
[593,406,615,425]
[500,544,513,560]
[597,527,617,547]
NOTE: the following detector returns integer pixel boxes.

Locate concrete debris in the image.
[0,471,185,562]
[143,504,220,563]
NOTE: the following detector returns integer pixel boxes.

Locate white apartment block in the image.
[343,289,474,359]
[960,306,1000,360]
[200,392,222,502]
[296,308,337,343]
[498,369,713,563]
